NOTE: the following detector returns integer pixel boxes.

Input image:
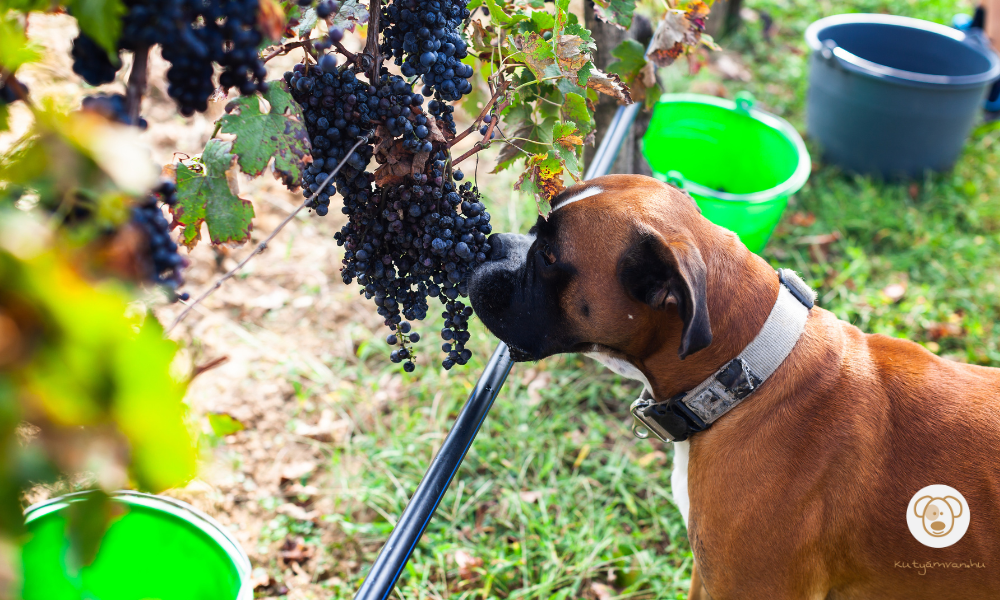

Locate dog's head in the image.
[914,496,963,537]
[468,175,720,364]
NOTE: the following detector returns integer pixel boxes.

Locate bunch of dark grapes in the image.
[130,181,189,300]
[284,63,379,217]
[0,76,27,105]
[81,93,148,129]
[380,0,474,134]
[334,150,492,371]
[71,35,120,86]
[71,0,270,115]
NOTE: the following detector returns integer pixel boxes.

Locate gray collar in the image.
[630,269,815,443]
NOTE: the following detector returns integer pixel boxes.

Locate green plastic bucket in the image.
[641,93,811,252]
[20,491,251,600]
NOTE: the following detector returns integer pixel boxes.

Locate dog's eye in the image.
[537,243,557,266]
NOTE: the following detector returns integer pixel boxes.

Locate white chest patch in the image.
[584,350,690,530]
[551,186,603,212]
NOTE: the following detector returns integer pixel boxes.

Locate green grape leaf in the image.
[517,151,566,199]
[608,39,645,79]
[66,0,126,57]
[0,15,42,72]
[0,103,8,134]
[295,7,318,36]
[530,10,554,32]
[482,0,527,26]
[173,139,255,248]
[493,105,538,173]
[329,0,370,33]
[113,317,197,491]
[563,20,594,45]
[592,0,636,30]
[561,92,593,136]
[208,412,246,437]
[552,122,583,181]
[218,84,311,188]
[608,39,660,104]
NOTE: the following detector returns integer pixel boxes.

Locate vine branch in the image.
[450,94,512,168]
[125,46,150,126]
[166,134,371,334]
[263,41,306,63]
[449,78,510,148]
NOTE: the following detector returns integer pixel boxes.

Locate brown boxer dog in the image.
[467,174,1000,600]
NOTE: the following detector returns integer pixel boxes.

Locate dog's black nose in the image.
[486,233,506,260]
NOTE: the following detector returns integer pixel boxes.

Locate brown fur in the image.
[550,175,1000,599]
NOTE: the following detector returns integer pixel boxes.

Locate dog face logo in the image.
[906,485,970,548]
[914,496,961,537]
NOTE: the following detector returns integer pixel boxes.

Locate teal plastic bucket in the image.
[20,491,252,600]
[641,93,811,253]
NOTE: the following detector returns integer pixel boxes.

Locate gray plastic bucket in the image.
[805,14,1000,178]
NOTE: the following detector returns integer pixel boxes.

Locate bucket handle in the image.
[734,91,755,113]
[665,170,685,189]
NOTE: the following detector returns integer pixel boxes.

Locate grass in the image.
[256,0,1000,598]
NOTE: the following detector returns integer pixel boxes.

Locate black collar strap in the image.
[630,269,815,443]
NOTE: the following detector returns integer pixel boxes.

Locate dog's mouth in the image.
[506,345,534,362]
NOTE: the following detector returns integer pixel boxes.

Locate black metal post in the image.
[353,97,643,600]
[353,343,514,600]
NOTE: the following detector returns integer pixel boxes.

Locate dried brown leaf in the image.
[586,68,632,104]
[256,0,286,41]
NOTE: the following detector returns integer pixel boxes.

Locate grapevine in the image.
[4,0,715,368]
[0,0,714,563]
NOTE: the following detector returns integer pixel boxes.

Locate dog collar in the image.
[630,269,815,443]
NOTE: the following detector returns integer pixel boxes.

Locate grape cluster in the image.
[334,150,492,370]
[284,63,378,217]
[373,73,431,153]
[130,181,189,300]
[81,93,148,129]
[0,77,27,105]
[70,0,269,116]
[380,0,474,134]
[71,34,120,86]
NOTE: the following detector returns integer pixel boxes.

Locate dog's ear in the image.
[914,496,933,518]
[619,233,712,359]
[944,496,963,518]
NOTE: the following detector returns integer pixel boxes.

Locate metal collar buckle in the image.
[630,393,706,443]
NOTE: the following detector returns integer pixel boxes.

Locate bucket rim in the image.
[804,13,1000,88]
[24,490,253,600]
[645,93,812,204]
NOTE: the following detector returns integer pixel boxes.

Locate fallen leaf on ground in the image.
[795,232,840,246]
[518,489,552,503]
[277,503,319,521]
[637,450,667,468]
[591,581,614,600]
[279,536,315,564]
[789,212,816,227]
[882,283,906,302]
[927,321,963,340]
[454,549,483,580]
[250,567,272,589]
[280,461,317,482]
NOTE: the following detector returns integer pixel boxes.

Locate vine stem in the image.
[448,78,510,148]
[450,94,512,168]
[166,134,371,334]
[333,40,359,64]
[263,41,306,63]
[125,46,150,125]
